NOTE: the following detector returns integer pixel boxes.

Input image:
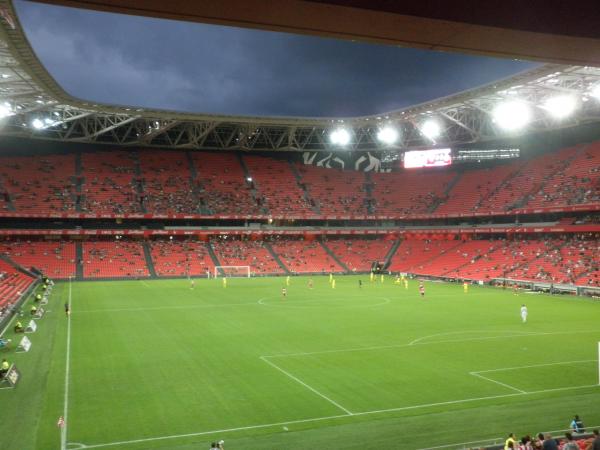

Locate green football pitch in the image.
[1,276,599,450]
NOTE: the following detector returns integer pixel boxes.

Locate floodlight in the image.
[492,101,531,131]
[420,119,441,140]
[31,118,44,129]
[0,103,12,119]
[330,128,350,146]
[542,95,577,119]
[246,177,252,182]
[377,126,399,145]
[591,84,600,100]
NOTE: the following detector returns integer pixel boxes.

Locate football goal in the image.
[214,266,251,278]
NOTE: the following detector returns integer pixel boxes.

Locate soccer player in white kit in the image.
[520,304,528,323]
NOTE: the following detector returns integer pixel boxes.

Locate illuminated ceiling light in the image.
[420,119,441,140]
[542,95,577,119]
[31,118,44,129]
[330,128,351,146]
[377,126,399,145]
[492,101,531,131]
[590,84,600,100]
[0,102,12,119]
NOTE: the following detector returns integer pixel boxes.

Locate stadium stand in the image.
[81,151,142,214]
[295,164,368,214]
[388,238,462,272]
[0,259,35,311]
[192,152,257,214]
[369,170,457,215]
[0,239,76,279]
[324,238,394,272]
[269,238,345,273]
[139,151,198,214]
[244,156,314,215]
[210,238,284,275]
[0,154,76,213]
[82,240,149,278]
[149,238,215,277]
[477,145,581,212]
[526,142,600,208]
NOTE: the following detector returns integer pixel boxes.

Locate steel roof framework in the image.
[0,1,599,153]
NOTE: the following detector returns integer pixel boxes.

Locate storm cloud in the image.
[15,0,538,117]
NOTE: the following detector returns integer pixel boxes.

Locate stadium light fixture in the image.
[329,128,351,146]
[542,94,577,119]
[420,119,441,140]
[246,177,252,182]
[492,101,531,131]
[0,102,12,119]
[31,118,44,129]
[377,126,399,145]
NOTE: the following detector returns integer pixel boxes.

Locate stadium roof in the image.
[0,0,600,152]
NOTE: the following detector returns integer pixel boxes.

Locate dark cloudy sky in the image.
[15,0,538,118]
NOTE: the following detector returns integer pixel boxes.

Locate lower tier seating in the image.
[82,240,149,278]
[0,259,35,312]
[0,239,76,279]
[149,239,215,277]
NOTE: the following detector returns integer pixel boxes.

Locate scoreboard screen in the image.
[404,148,452,169]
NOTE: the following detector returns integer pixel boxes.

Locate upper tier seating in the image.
[0,259,35,311]
[0,154,76,213]
[526,143,600,208]
[244,156,314,215]
[211,238,284,275]
[82,240,149,278]
[478,146,580,212]
[139,151,198,214]
[0,239,76,279]
[192,153,258,215]
[436,164,518,214]
[149,239,215,277]
[296,165,368,214]
[370,170,456,215]
[270,239,345,273]
[324,238,393,272]
[81,152,141,214]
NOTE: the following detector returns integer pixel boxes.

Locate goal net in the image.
[214,266,251,278]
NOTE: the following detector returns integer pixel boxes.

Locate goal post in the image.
[214,266,251,278]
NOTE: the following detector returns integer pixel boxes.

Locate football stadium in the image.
[0,2,599,450]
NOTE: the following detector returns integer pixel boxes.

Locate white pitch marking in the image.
[474,359,597,373]
[262,329,600,359]
[139,280,151,288]
[76,302,261,314]
[260,356,353,415]
[408,330,538,346]
[73,383,600,449]
[61,277,73,450]
[469,371,526,394]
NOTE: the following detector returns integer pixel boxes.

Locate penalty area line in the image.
[260,356,353,415]
[75,384,600,449]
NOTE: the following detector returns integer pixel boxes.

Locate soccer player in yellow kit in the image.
[286,275,290,286]
[463,281,469,293]
[331,279,336,289]
[222,277,227,288]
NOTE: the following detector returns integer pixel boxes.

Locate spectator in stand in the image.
[542,434,558,450]
[505,433,517,450]
[586,430,600,450]
[562,433,579,450]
